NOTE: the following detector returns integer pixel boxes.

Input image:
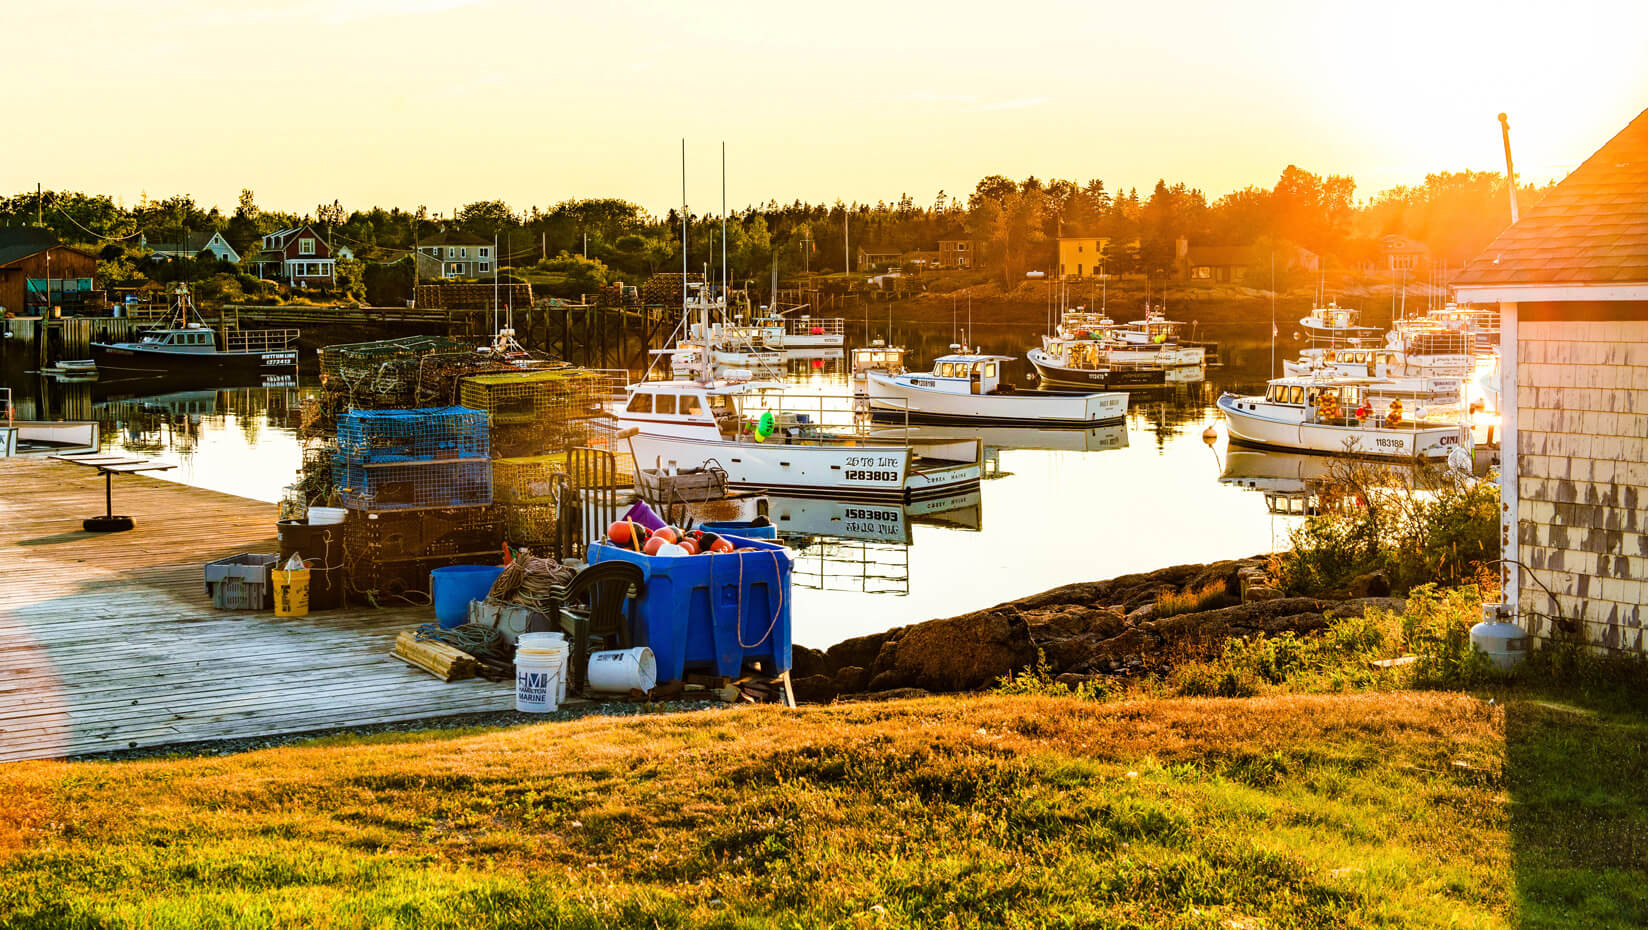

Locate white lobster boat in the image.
[865,354,1127,426]
[1217,375,1465,459]
[753,312,846,349]
[1281,345,1467,408]
[616,380,982,503]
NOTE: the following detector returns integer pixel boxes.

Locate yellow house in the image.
[1057,237,1109,278]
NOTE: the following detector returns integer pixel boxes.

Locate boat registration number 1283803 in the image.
[843,455,900,483]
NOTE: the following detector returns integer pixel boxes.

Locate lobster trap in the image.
[332,458,493,511]
[457,368,610,457]
[492,454,567,503]
[335,407,489,463]
[319,335,471,384]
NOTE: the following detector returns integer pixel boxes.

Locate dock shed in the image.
[0,228,99,315]
[1454,106,1648,655]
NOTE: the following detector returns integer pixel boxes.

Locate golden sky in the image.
[5,0,1645,217]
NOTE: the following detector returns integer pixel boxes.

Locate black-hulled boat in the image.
[91,285,299,375]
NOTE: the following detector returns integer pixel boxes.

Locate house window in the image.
[478,247,490,259]
[1076,264,1083,277]
[459,248,468,259]
[1192,266,1211,279]
[299,238,316,256]
[478,262,491,273]
[447,247,456,259]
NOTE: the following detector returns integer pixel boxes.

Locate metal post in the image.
[1499,113,1520,224]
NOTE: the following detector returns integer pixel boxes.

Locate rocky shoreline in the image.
[788,557,1402,702]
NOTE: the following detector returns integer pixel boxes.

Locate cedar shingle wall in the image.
[1516,320,1648,653]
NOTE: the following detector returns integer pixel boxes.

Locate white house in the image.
[145,230,240,263]
[1453,106,1648,655]
[418,231,494,278]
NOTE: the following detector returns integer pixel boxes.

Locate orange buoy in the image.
[608,519,650,551]
[708,538,735,554]
[653,526,680,545]
[643,535,670,556]
[678,538,699,555]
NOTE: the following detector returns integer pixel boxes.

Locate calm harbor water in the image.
[10,320,1307,648]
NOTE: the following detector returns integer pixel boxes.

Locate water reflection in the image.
[4,319,1329,646]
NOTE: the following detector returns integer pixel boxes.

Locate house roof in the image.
[1455,107,1648,287]
[0,227,62,265]
[149,230,228,254]
[421,230,492,247]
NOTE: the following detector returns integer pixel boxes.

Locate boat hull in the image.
[866,372,1127,426]
[1026,349,1165,388]
[1217,394,1461,459]
[626,432,980,503]
[91,343,299,374]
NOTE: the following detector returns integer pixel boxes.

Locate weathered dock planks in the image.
[0,460,515,763]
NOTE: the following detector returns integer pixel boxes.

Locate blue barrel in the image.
[698,520,778,540]
[588,535,793,682]
[430,564,505,628]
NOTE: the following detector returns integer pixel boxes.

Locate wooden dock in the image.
[0,460,515,763]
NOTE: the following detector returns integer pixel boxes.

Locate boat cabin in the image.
[621,381,746,441]
[907,354,1013,395]
[1252,377,1379,425]
[138,327,219,353]
[851,344,906,375]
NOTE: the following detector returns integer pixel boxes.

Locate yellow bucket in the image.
[272,567,311,617]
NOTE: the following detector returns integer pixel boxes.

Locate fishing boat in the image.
[865,353,1127,426]
[91,285,299,375]
[1108,305,1209,366]
[1027,337,1168,388]
[850,341,907,393]
[615,379,982,503]
[1299,301,1382,347]
[752,310,846,349]
[1281,345,1467,407]
[1217,374,1466,459]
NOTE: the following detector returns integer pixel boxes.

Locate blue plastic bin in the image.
[430,564,506,628]
[587,535,793,682]
[698,520,778,540]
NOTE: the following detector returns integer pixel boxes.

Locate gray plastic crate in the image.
[204,553,279,610]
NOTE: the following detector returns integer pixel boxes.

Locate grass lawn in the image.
[1,691,1643,929]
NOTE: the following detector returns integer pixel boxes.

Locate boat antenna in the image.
[1269,251,1276,379]
[721,142,728,309]
[1499,112,1520,224]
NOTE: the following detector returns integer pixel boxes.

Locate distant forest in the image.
[2,166,1545,299]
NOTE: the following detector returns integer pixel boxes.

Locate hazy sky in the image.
[5,0,1645,218]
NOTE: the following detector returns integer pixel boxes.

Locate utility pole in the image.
[37,183,42,226]
[843,210,850,275]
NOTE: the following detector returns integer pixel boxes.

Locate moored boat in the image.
[1217,375,1466,459]
[90,285,299,375]
[866,353,1127,426]
[616,379,982,503]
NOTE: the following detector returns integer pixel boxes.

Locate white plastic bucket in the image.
[517,632,567,651]
[587,647,657,693]
[515,650,564,713]
[308,507,347,526]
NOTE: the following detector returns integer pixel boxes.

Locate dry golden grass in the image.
[0,690,1640,929]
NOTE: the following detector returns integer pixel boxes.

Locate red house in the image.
[253,225,334,288]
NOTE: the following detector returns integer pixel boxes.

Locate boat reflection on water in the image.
[767,490,982,595]
[1219,448,1421,517]
[871,421,1129,455]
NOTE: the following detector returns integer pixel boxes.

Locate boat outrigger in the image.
[1217,375,1466,459]
[865,353,1128,426]
[91,285,299,375]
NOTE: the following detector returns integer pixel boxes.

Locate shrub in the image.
[994,650,1111,701]
[1273,458,1497,596]
[1153,579,1238,618]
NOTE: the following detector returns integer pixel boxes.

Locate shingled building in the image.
[1454,107,1648,654]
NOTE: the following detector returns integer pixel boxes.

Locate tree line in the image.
[2,165,1545,300]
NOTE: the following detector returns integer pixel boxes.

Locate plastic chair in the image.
[554,560,645,693]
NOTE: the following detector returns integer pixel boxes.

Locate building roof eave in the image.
[1452,282,1648,303]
